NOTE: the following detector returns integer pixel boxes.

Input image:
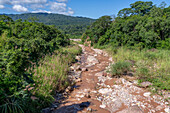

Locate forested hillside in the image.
[3,13,96,38]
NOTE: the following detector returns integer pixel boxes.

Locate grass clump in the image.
[109,61,131,77]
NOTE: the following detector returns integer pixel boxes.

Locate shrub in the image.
[109,61,132,77]
[136,67,151,79]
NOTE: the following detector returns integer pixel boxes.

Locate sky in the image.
[0,0,170,19]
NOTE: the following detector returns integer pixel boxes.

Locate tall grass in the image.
[107,46,170,90]
[27,45,82,112]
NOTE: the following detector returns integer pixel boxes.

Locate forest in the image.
[4,13,96,38]
[82,1,170,49]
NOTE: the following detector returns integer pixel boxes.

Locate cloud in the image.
[0,0,74,15]
[56,0,67,2]
[32,10,51,13]
[12,0,47,4]
[67,7,74,15]
[51,2,67,12]
[0,4,4,9]
[31,4,44,10]
[13,5,28,12]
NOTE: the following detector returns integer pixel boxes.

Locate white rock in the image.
[93,48,103,54]
[165,108,170,113]
[87,55,99,64]
[143,92,151,97]
[100,104,106,109]
[109,57,113,62]
[94,54,98,57]
[98,88,112,95]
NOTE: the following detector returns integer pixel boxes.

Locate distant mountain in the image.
[2,13,96,38]
[4,13,95,26]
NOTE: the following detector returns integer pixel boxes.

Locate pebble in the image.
[98,88,112,95]
[143,92,151,97]
[100,104,106,109]
[165,108,170,113]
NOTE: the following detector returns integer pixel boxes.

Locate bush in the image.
[109,61,132,77]
[0,16,70,113]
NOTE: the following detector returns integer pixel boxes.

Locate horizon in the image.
[0,0,170,19]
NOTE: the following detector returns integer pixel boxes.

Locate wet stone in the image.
[79,102,90,108]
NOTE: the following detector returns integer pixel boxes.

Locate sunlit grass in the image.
[106,46,170,90]
[28,44,82,110]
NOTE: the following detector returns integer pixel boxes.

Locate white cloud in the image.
[56,0,67,2]
[0,0,74,16]
[13,5,28,12]
[0,0,47,5]
[67,7,74,15]
[31,4,44,10]
[12,0,47,4]
[32,10,51,13]
[51,2,67,12]
[0,4,4,9]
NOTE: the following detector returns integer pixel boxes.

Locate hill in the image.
[4,13,96,38]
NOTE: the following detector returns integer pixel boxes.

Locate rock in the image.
[155,105,164,111]
[133,80,138,84]
[85,93,91,98]
[42,108,50,113]
[70,66,75,71]
[76,56,81,61]
[94,54,98,57]
[87,55,99,64]
[82,68,88,72]
[165,108,170,113]
[87,108,92,112]
[109,57,113,62]
[93,48,103,54]
[143,92,151,97]
[100,104,106,109]
[79,102,90,108]
[75,78,82,83]
[95,71,104,76]
[98,88,112,95]
[65,86,72,93]
[117,105,143,113]
[103,72,107,77]
[75,65,81,71]
[140,81,153,88]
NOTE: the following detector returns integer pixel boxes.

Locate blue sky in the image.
[0,0,170,19]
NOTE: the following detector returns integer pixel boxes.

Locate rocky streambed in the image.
[43,45,169,113]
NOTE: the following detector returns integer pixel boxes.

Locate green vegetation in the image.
[107,47,170,91]
[0,15,81,112]
[4,13,96,38]
[109,61,131,77]
[82,1,170,49]
[82,1,170,91]
[30,44,82,112]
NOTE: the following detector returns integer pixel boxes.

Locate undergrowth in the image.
[106,46,170,91]
[0,44,82,113]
